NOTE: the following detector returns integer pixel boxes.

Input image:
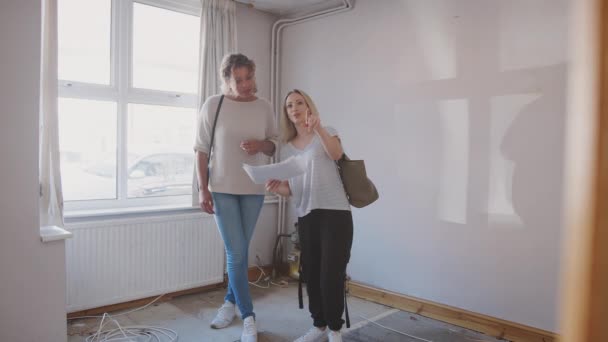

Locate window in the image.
[132,3,199,93]
[58,0,200,213]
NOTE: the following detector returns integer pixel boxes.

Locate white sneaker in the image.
[327,330,342,342]
[241,316,257,342]
[210,301,235,329]
[294,326,327,342]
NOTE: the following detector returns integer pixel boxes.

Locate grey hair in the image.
[219,53,257,95]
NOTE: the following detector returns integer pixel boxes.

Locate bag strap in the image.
[335,153,351,202]
[207,95,225,184]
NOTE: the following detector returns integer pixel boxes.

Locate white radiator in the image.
[65,212,224,312]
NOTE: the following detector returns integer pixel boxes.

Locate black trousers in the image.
[298,209,353,331]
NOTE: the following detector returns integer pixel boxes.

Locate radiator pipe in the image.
[270,0,354,246]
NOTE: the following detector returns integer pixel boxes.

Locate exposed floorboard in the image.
[348,282,555,342]
[67,280,508,342]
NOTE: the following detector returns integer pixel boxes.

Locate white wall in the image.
[281,0,568,332]
[236,4,280,266]
[0,1,68,341]
[236,3,277,100]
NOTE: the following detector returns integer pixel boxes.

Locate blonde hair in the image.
[280,89,320,142]
[219,53,258,95]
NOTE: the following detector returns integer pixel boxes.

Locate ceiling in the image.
[234,0,344,16]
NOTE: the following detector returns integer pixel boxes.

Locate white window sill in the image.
[64,196,279,221]
[65,204,202,221]
[40,225,73,243]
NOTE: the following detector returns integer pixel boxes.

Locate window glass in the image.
[58,98,117,201]
[58,0,111,84]
[132,3,199,93]
[127,103,196,198]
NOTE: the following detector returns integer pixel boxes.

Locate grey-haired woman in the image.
[194,53,277,342]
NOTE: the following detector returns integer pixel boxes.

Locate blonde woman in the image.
[194,53,277,342]
[266,89,353,342]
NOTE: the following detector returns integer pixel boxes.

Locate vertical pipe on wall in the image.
[269,0,353,238]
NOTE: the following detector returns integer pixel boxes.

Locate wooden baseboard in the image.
[67,282,224,319]
[347,281,557,342]
[68,265,275,319]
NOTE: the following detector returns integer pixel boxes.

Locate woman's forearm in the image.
[196,151,209,191]
[315,127,343,160]
[260,140,276,156]
[277,180,292,197]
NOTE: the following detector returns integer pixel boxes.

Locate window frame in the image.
[59,0,201,213]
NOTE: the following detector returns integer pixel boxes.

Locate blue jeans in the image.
[212,192,265,320]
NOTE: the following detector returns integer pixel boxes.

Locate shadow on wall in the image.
[280,1,569,329]
[500,66,566,236]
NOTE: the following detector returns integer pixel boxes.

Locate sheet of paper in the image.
[243,156,307,184]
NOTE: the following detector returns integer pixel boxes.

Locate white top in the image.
[281,126,351,218]
[194,95,278,195]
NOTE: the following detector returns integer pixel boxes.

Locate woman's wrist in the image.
[261,139,276,155]
[314,124,327,136]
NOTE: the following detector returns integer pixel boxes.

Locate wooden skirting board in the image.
[66,282,224,319]
[67,265,274,319]
[347,281,557,342]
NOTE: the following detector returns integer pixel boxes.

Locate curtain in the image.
[39,0,64,227]
[192,0,237,206]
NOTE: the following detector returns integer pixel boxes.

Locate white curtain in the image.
[198,0,237,101]
[39,0,64,227]
[192,0,237,206]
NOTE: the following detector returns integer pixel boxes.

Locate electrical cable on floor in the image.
[248,264,289,289]
[85,312,178,342]
[356,314,433,342]
[248,256,290,289]
[249,264,270,289]
[270,279,289,287]
[68,294,179,341]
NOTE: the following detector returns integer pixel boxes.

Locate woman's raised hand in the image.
[306,109,320,133]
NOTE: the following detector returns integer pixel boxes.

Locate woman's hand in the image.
[265,179,291,197]
[306,109,321,133]
[198,188,214,214]
[240,139,262,155]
